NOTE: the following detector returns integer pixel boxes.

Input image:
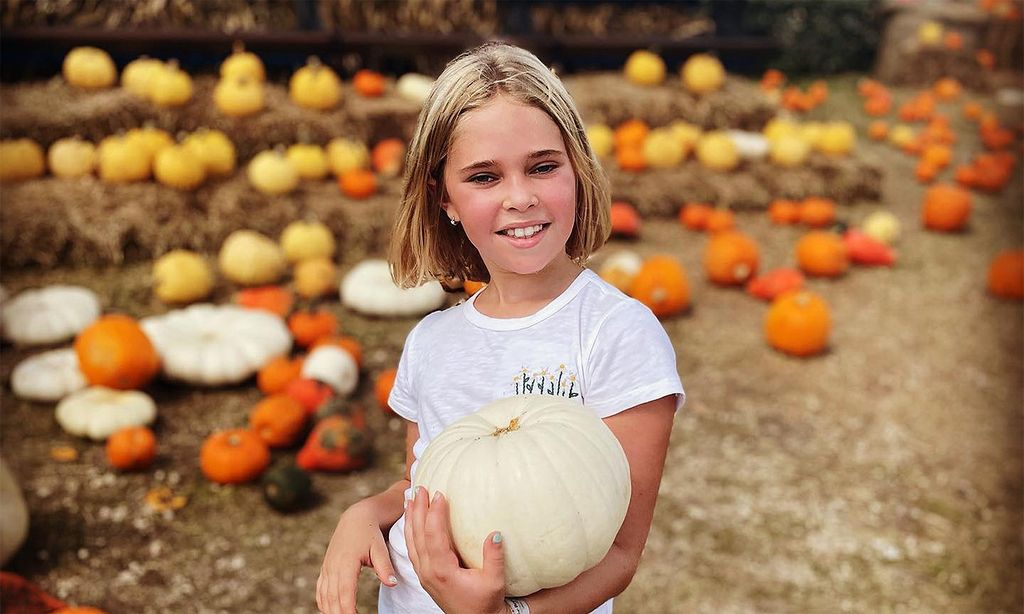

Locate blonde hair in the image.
[389,42,611,287]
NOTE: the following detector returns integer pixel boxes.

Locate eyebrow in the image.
[457,149,566,174]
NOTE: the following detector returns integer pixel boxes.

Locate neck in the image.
[475,255,583,318]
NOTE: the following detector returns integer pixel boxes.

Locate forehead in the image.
[448,95,566,162]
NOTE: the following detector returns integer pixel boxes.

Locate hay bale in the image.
[565,73,778,131]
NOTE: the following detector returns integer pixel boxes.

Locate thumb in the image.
[482,531,506,584]
[369,534,399,587]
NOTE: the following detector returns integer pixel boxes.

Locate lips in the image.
[496,222,550,247]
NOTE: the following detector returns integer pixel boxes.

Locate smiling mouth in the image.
[497,223,549,238]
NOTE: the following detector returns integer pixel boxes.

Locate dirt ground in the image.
[1,76,1022,613]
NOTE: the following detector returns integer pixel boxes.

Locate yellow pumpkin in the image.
[624,50,666,86]
[280,220,335,263]
[98,134,151,183]
[121,56,163,98]
[681,53,725,95]
[154,143,206,190]
[917,20,943,46]
[220,41,265,82]
[0,139,46,183]
[125,125,174,161]
[326,138,370,175]
[668,120,702,151]
[294,257,338,299]
[861,210,901,245]
[285,143,329,180]
[289,57,342,111]
[695,131,739,171]
[214,76,264,117]
[153,249,215,303]
[247,148,299,196]
[183,129,236,176]
[586,124,614,158]
[149,61,193,107]
[799,122,825,150]
[643,128,685,168]
[763,118,800,142]
[63,46,116,89]
[218,230,287,286]
[888,124,916,148]
[48,137,97,178]
[816,122,856,156]
[769,135,811,167]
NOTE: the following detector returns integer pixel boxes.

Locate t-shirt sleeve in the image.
[387,323,422,423]
[583,300,686,418]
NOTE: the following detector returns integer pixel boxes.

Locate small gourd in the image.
[764,291,831,357]
[681,53,725,94]
[2,285,101,346]
[768,135,810,167]
[247,148,299,196]
[154,142,206,190]
[98,134,151,183]
[289,57,342,110]
[326,138,370,175]
[219,229,287,286]
[106,426,157,471]
[727,130,769,160]
[63,46,116,89]
[152,249,215,304]
[287,310,339,348]
[642,129,685,169]
[340,259,447,318]
[370,138,406,178]
[861,210,901,245]
[338,169,377,199]
[47,137,97,178]
[703,231,760,286]
[624,50,666,86]
[609,201,641,238]
[220,41,265,82]
[183,129,236,176]
[395,72,434,104]
[257,355,305,396]
[987,249,1024,300]
[11,348,87,402]
[296,415,371,472]
[301,345,358,396]
[56,387,157,441]
[74,314,161,390]
[280,219,336,263]
[262,461,313,512]
[121,56,163,98]
[249,394,307,448]
[294,258,338,299]
[0,139,46,183]
[695,131,739,172]
[816,122,856,156]
[352,69,386,97]
[795,231,849,278]
[214,76,264,117]
[149,61,193,107]
[628,255,690,318]
[922,184,971,232]
[200,428,270,484]
[286,142,330,180]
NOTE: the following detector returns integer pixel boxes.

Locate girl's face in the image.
[441,94,577,279]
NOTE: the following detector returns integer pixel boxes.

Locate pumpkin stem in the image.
[232,40,246,55]
[491,417,521,437]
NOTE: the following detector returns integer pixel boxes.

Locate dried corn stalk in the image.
[1,0,296,31]
[325,0,498,35]
[531,3,714,38]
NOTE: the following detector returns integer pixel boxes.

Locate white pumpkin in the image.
[141,304,291,386]
[0,457,29,567]
[395,73,434,104]
[301,345,358,396]
[1,285,101,345]
[413,396,631,597]
[11,348,87,402]
[727,130,770,160]
[340,259,446,317]
[56,386,157,441]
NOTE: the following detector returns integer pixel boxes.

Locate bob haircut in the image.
[389,42,611,287]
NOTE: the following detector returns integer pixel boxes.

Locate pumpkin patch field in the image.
[1,42,1022,614]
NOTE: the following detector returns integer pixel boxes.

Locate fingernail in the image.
[492,532,503,544]
[388,575,398,585]
[432,490,443,503]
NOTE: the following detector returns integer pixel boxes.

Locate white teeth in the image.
[506,224,543,238]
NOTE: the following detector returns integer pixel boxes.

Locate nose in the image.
[502,175,538,211]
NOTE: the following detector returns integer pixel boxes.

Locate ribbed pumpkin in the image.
[74,315,161,390]
[764,291,831,357]
[412,396,630,597]
[703,231,760,286]
[628,256,690,317]
[922,184,971,232]
[200,428,270,484]
[795,231,849,278]
[987,249,1024,300]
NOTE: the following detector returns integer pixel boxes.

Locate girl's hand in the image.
[405,486,508,614]
[316,501,398,614]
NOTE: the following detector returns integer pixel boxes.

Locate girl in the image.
[316,42,684,614]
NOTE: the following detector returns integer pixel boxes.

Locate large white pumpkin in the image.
[1,285,101,345]
[56,386,157,441]
[412,396,631,597]
[11,348,87,402]
[141,304,291,386]
[340,259,446,318]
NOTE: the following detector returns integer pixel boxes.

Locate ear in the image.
[430,178,457,220]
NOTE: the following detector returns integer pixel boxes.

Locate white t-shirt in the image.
[378,268,685,614]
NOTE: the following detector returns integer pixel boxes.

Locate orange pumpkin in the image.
[864,94,892,117]
[106,426,157,471]
[628,255,690,318]
[867,121,889,141]
[199,428,270,484]
[764,291,831,357]
[610,201,641,238]
[288,310,339,347]
[371,138,406,178]
[799,197,837,228]
[249,394,308,447]
[962,101,983,121]
[679,202,713,230]
[257,355,305,395]
[987,249,1024,300]
[703,231,759,286]
[922,184,971,232]
[352,69,385,97]
[74,315,161,390]
[615,145,647,172]
[375,368,398,415]
[795,231,849,278]
[285,377,335,415]
[704,208,736,234]
[768,199,801,225]
[235,285,294,318]
[915,160,939,183]
[296,415,371,472]
[339,169,377,199]
[613,119,649,150]
[312,335,363,368]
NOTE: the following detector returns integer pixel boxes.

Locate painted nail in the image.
[492,532,503,544]
[388,575,398,585]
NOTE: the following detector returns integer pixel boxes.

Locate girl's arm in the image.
[316,421,418,614]
[516,394,677,614]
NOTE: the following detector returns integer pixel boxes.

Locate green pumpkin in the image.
[262,461,312,512]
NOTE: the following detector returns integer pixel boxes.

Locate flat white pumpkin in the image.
[412,396,631,597]
[727,130,770,159]
[11,348,87,402]
[1,285,101,345]
[141,304,291,386]
[56,386,157,441]
[301,345,357,396]
[340,259,446,318]
[0,457,29,566]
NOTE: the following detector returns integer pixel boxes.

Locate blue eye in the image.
[533,163,558,174]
